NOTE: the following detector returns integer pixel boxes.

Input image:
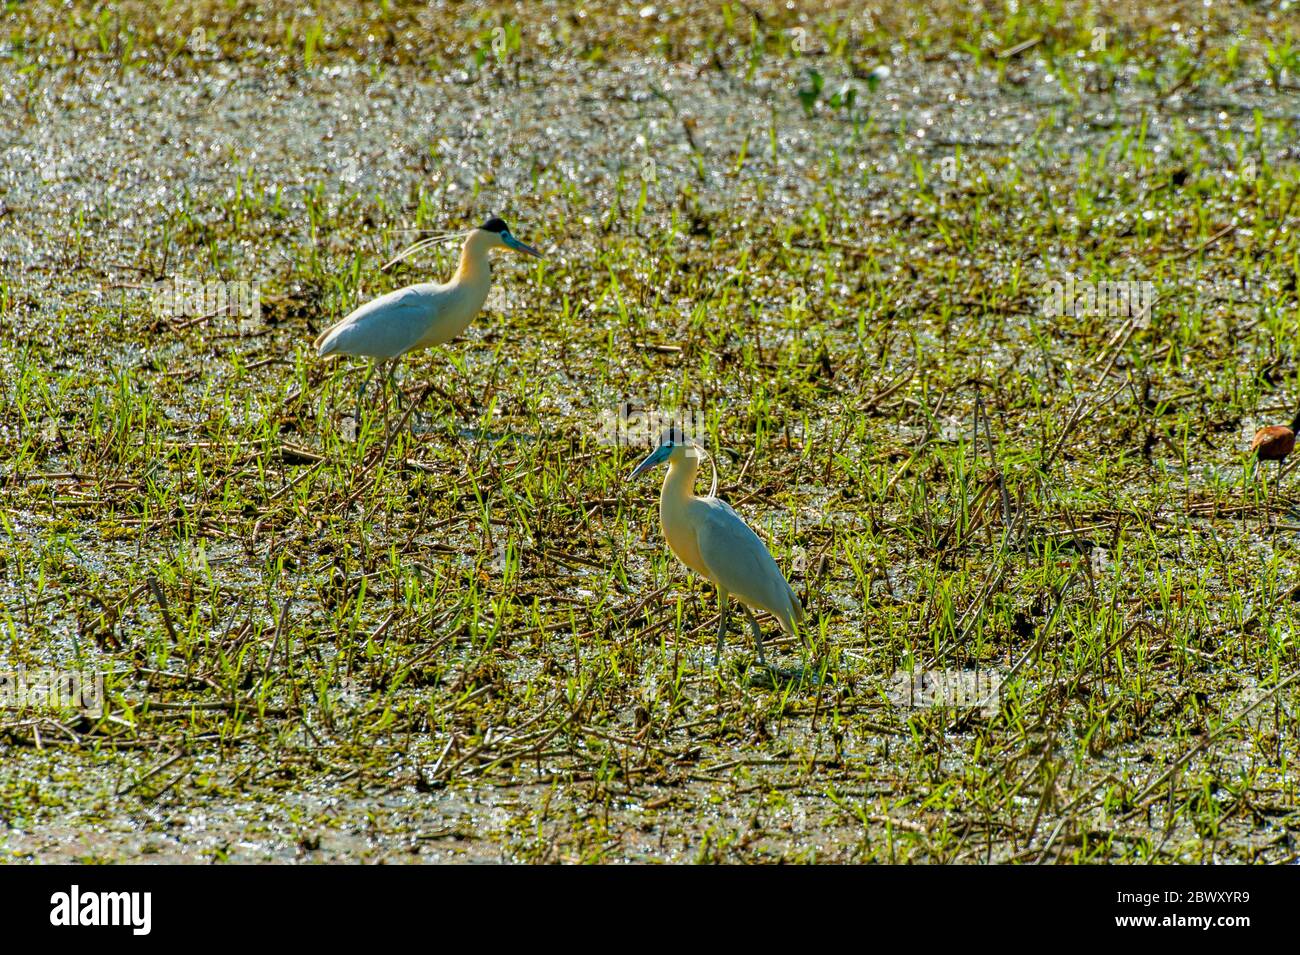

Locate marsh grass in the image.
[1,1,1299,861]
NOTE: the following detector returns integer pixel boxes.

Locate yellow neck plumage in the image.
[660,445,717,505]
[661,453,700,506]
[454,233,493,286]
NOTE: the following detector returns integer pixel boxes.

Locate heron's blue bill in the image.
[629,443,671,480]
[503,232,543,258]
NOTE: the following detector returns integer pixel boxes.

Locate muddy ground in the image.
[2,1,1299,862]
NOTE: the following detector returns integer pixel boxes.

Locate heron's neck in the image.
[660,455,700,507]
[453,238,492,287]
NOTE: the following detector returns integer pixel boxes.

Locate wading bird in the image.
[1251,409,1300,481]
[1252,410,1300,464]
[314,217,542,409]
[628,428,805,666]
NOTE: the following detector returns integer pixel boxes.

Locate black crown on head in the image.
[661,425,691,447]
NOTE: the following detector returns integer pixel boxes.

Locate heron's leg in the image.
[713,590,730,667]
[386,360,410,413]
[741,605,767,667]
[355,362,379,411]
[376,359,396,434]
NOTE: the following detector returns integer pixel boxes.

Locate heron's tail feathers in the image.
[791,591,806,626]
[777,581,806,635]
[314,321,345,356]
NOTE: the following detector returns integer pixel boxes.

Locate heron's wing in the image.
[693,498,801,632]
[315,284,438,360]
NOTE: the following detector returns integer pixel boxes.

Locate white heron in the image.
[314,216,542,408]
[628,427,805,665]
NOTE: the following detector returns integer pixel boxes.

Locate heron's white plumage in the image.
[315,279,489,361]
[312,222,540,377]
[693,497,803,634]
[646,440,805,660]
